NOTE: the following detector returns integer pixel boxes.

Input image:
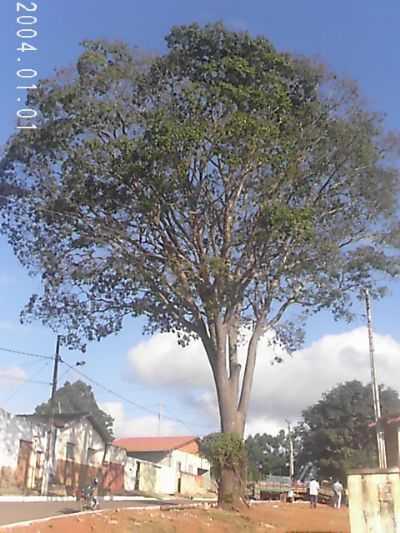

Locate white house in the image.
[0,409,126,495]
[113,435,213,496]
[0,408,47,493]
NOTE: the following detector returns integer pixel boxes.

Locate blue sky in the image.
[0,0,400,437]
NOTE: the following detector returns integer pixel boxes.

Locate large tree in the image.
[246,431,293,480]
[35,380,114,440]
[1,24,399,504]
[298,380,400,481]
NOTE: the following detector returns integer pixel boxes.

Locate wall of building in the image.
[123,456,164,494]
[101,444,126,494]
[53,418,105,494]
[124,456,137,492]
[138,460,160,493]
[1,413,210,497]
[180,472,203,495]
[348,468,400,533]
[128,448,211,496]
[105,444,126,465]
[53,420,128,495]
[0,409,47,492]
[384,426,399,468]
[169,449,210,476]
[54,419,106,468]
[0,410,47,470]
[102,462,124,494]
[0,411,127,495]
[156,463,177,494]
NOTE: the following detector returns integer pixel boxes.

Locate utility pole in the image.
[286,419,294,480]
[364,289,387,469]
[41,335,62,495]
[158,402,163,436]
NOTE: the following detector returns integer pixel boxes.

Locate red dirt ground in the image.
[0,502,351,533]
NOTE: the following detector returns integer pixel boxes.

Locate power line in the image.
[0,197,216,432]
[2,359,52,407]
[57,366,72,385]
[0,343,215,432]
[60,359,214,432]
[0,346,52,361]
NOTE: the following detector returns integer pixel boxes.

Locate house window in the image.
[87,447,96,464]
[66,442,75,461]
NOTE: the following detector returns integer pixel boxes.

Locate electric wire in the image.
[2,359,52,407]
[0,195,216,432]
[56,366,72,386]
[0,342,215,432]
[60,359,214,432]
[0,346,52,361]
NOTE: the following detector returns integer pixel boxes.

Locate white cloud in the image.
[245,417,283,437]
[101,401,189,439]
[0,367,27,386]
[126,327,400,436]
[250,327,400,425]
[127,333,212,389]
[128,330,282,390]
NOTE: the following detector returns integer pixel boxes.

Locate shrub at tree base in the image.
[200,432,247,507]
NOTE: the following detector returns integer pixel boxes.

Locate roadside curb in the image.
[0,495,159,503]
[0,501,217,530]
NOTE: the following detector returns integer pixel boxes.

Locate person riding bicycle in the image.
[79,478,99,510]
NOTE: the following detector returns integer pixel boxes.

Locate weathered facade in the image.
[380,415,400,468]
[0,408,47,493]
[347,468,400,533]
[114,436,213,496]
[0,409,125,495]
[1,410,213,497]
[346,416,400,532]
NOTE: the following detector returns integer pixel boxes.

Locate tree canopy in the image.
[246,430,292,479]
[1,22,400,502]
[35,380,114,440]
[297,380,400,480]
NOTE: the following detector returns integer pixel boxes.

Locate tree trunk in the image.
[217,384,247,509]
[218,464,244,507]
[201,321,262,508]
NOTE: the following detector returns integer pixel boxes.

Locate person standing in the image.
[333,480,344,509]
[309,478,320,508]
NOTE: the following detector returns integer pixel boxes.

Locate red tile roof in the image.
[113,436,197,453]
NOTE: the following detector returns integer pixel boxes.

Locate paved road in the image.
[0,499,175,527]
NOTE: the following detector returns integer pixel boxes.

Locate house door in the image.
[134,461,141,491]
[15,440,33,490]
[63,442,76,492]
[176,461,182,494]
[34,451,44,491]
[64,460,75,489]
